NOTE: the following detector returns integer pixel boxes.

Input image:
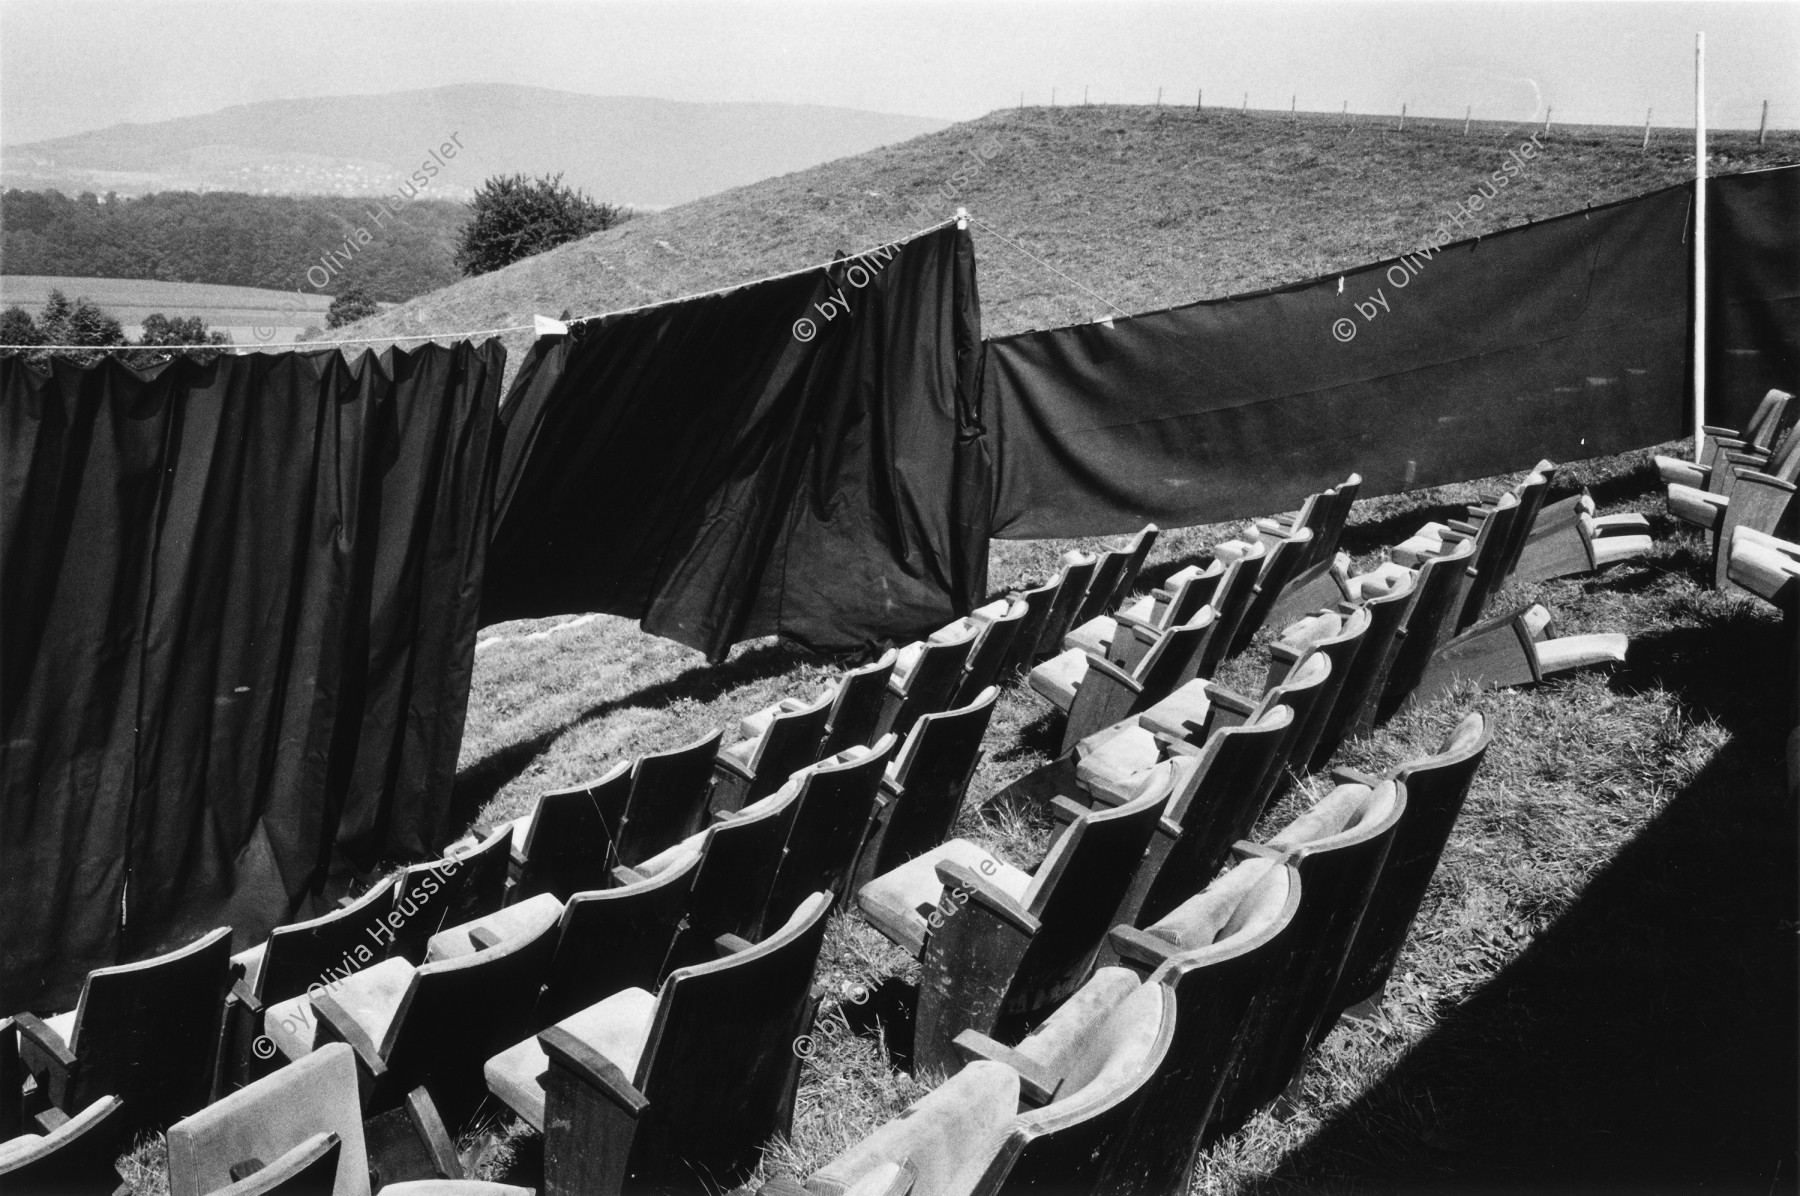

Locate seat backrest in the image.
[1002,574,1066,675]
[1157,560,1223,630]
[386,826,512,964]
[870,687,1000,880]
[1331,712,1491,1020]
[1310,474,1363,568]
[540,845,704,1025]
[1452,491,1522,632]
[1075,548,1134,628]
[762,737,897,932]
[1745,388,1794,450]
[1108,524,1160,611]
[889,624,979,739]
[1010,778,1174,1014]
[1195,540,1268,677]
[515,760,633,902]
[1101,857,1302,1191]
[166,1042,369,1196]
[1276,605,1371,777]
[1247,650,1334,805]
[65,925,232,1125]
[981,968,1176,1196]
[259,874,402,1005]
[1494,463,1554,584]
[1138,706,1296,929]
[744,689,834,780]
[1382,535,1477,703]
[628,893,834,1188]
[379,901,562,1089]
[821,649,899,758]
[1327,568,1420,747]
[1129,607,1217,702]
[1032,554,1099,661]
[1231,527,1316,656]
[956,600,1029,708]
[616,727,725,868]
[662,788,804,974]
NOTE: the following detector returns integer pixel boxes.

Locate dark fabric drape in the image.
[983,182,1697,539]
[1,341,502,1011]
[1709,167,1800,430]
[484,222,988,657]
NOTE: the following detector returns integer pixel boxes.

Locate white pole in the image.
[1693,31,1708,462]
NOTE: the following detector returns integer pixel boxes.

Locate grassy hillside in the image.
[0,274,331,342]
[334,103,1798,379]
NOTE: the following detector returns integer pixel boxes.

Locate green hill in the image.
[337,103,1797,373]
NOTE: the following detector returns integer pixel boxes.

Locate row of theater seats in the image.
[1660,388,1799,592]
[1,457,1645,1194]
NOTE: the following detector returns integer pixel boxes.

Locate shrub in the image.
[455,172,630,276]
[326,285,381,329]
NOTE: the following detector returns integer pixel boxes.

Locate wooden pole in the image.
[1760,99,1769,145]
[1157,87,1163,106]
[1341,100,1347,125]
[1399,102,1406,131]
[1197,88,1202,111]
[1083,86,1089,105]
[1051,87,1056,107]
[1643,107,1652,150]
[1464,105,1471,136]
[1694,31,1708,462]
[1242,91,1248,115]
[1543,107,1552,135]
[1292,94,1297,126]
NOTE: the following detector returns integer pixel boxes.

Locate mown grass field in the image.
[0,273,331,342]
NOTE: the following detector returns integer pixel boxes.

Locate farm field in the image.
[0,274,332,343]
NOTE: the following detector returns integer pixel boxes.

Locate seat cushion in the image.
[741,698,801,742]
[1345,561,1414,601]
[1137,679,1211,741]
[1074,725,1163,798]
[635,830,707,879]
[1063,616,1115,658]
[314,956,417,1055]
[1029,648,1090,711]
[857,839,1031,957]
[484,986,658,1132]
[264,994,320,1062]
[426,892,565,962]
[719,736,759,769]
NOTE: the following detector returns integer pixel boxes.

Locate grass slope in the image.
[333,104,1797,384]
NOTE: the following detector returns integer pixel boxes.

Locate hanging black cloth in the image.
[484,221,989,658]
[1,341,504,1011]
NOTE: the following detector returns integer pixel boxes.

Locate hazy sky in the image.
[2,0,1795,145]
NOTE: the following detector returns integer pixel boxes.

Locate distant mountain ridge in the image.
[0,85,949,208]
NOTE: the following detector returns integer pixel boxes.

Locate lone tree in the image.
[326,284,380,329]
[456,173,629,277]
[130,311,229,365]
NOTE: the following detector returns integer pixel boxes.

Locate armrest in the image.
[1229,840,1288,863]
[759,1178,814,1196]
[1701,424,1738,437]
[1447,519,1481,537]
[1734,469,1797,492]
[711,753,755,782]
[714,933,755,956]
[309,990,389,1077]
[933,861,1040,937]
[1049,795,1091,825]
[951,1030,1063,1105]
[11,1013,75,1068]
[1329,765,1381,787]
[230,976,264,1016]
[1106,925,1177,971]
[1200,683,1256,716]
[1112,610,1160,638]
[1268,638,1307,666]
[539,1025,650,1118]
[611,865,648,885]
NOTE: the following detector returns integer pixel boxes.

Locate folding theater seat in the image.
[1008,551,1099,671]
[0,1092,128,1194]
[769,963,1174,1196]
[1028,608,1217,757]
[851,687,1000,893]
[712,688,833,815]
[1510,492,1654,585]
[166,1042,527,1196]
[1262,473,1363,624]
[8,926,232,1134]
[1405,601,1629,710]
[1326,711,1492,1026]
[1063,559,1221,664]
[741,650,898,761]
[610,727,724,869]
[1667,425,1800,586]
[385,829,513,965]
[503,764,632,902]
[280,895,562,1130]
[1308,566,1417,753]
[484,892,831,1196]
[425,847,702,1028]
[1343,536,1476,721]
[1100,853,1304,1193]
[1655,388,1793,489]
[758,737,898,927]
[953,599,1030,708]
[858,762,1178,1074]
[1072,524,1160,628]
[1129,648,1333,769]
[1392,490,1522,636]
[1227,526,1316,656]
[878,620,981,741]
[1210,780,1405,1132]
[1192,539,1269,678]
[221,875,403,1091]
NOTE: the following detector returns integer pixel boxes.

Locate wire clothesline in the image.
[965,214,1132,320]
[0,216,965,355]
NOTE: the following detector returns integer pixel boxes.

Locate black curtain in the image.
[982,180,1698,538]
[484,222,988,657]
[1708,166,1800,429]
[1,341,503,1011]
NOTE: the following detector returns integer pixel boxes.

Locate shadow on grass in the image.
[1248,599,1796,1194]
[448,640,813,830]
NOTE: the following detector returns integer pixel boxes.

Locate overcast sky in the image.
[2,0,1794,145]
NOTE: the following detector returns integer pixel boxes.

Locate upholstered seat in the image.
[857,840,1033,956]
[482,987,658,1132]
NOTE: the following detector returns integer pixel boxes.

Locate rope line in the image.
[966,214,1132,319]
